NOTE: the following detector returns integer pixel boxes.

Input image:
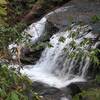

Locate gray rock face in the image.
[31,82,86,100]
[38,21,59,42]
[21,0,100,65]
[32,82,74,100]
[47,0,100,34]
[20,0,100,73]
[20,47,44,65]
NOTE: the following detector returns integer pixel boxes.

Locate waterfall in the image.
[21,20,96,88]
[25,17,47,43]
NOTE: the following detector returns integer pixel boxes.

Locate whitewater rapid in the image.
[21,24,94,88]
[20,6,97,88]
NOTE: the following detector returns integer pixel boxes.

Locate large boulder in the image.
[21,0,100,66]
[47,0,100,34]
[32,82,73,100]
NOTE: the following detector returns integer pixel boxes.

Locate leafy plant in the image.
[59,36,66,43]
[95,74,100,83]
[0,64,41,100]
[73,88,100,100]
[47,42,54,48]
[91,15,100,23]
[0,23,29,50]
[65,25,100,68]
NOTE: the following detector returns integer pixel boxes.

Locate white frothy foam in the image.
[21,25,92,88]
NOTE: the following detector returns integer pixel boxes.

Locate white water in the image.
[25,17,47,43]
[21,19,95,88]
[24,6,71,43]
[20,6,98,88]
[61,97,69,100]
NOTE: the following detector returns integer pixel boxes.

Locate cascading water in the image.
[21,18,96,88]
[25,17,47,43]
[24,6,71,43]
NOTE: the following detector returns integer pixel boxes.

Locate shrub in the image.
[0,64,41,100]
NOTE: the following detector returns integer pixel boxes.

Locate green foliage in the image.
[95,74,100,83]
[6,91,19,100]
[73,88,100,100]
[7,0,37,23]
[0,64,41,100]
[59,36,66,43]
[89,48,100,65]
[70,32,79,38]
[0,23,30,50]
[31,42,46,51]
[30,41,55,51]
[47,42,54,48]
[68,35,99,67]
[73,94,80,100]
[80,38,92,46]
[91,15,100,23]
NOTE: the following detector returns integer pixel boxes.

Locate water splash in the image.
[21,24,95,88]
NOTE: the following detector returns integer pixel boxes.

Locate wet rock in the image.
[20,21,59,65]
[41,89,69,100]
[32,81,100,100]
[32,82,73,100]
[31,82,86,100]
[61,83,81,98]
[20,47,44,65]
[32,82,49,93]
[47,0,100,34]
[20,1,100,98]
[37,20,59,42]
[20,0,100,65]
[67,83,81,96]
[40,87,61,96]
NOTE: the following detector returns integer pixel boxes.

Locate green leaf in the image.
[10,91,19,100]
[47,43,53,48]
[91,15,100,23]
[59,36,66,43]
[69,40,77,49]
[0,88,6,97]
